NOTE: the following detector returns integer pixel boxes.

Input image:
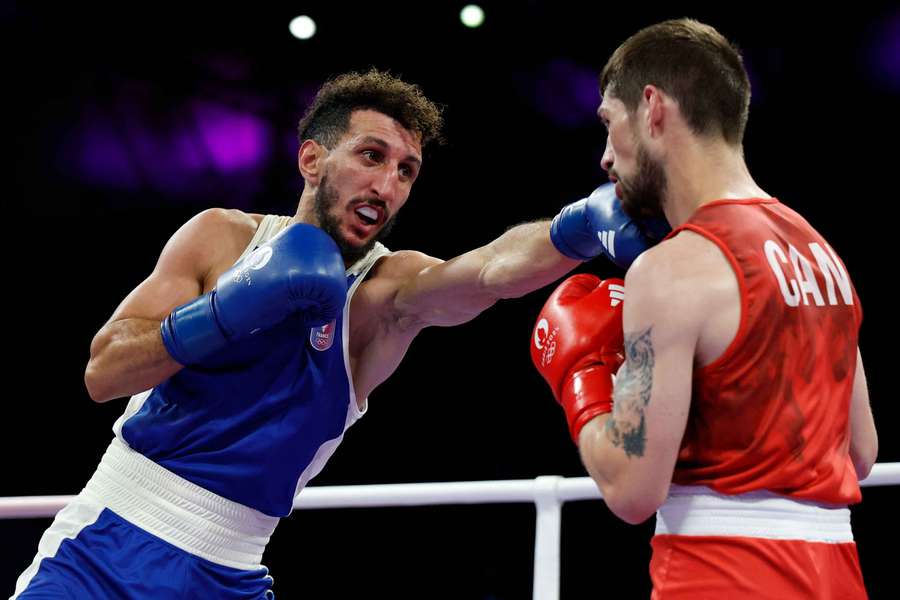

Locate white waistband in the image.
[81,438,279,570]
[654,485,853,543]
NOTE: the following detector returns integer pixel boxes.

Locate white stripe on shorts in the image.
[655,484,854,543]
[11,498,105,599]
[80,438,279,570]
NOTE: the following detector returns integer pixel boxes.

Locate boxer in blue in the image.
[12,70,664,599]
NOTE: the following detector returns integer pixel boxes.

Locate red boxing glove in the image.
[531,275,625,443]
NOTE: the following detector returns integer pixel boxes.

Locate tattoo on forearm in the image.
[605,327,654,458]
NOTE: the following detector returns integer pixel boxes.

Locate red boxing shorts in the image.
[649,485,867,600]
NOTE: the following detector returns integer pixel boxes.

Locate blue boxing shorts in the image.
[12,440,277,599]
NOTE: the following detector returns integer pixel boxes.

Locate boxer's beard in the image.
[619,142,667,220]
[314,175,397,265]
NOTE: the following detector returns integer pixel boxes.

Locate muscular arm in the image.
[576,234,720,524]
[849,347,878,480]
[86,319,184,404]
[392,220,580,330]
[84,209,253,402]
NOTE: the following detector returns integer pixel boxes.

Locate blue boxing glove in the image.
[160,223,346,366]
[550,183,670,269]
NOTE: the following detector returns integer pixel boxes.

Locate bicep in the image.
[106,210,227,324]
[609,284,695,472]
[109,271,203,324]
[392,248,499,329]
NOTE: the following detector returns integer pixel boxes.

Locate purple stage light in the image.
[64,97,274,202]
[70,111,140,189]
[192,101,272,172]
[868,11,900,92]
[517,60,601,128]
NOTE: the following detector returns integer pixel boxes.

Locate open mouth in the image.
[355,205,379,225]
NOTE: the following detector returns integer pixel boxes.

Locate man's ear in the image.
[643,85,667,139]
[299,139,327,185]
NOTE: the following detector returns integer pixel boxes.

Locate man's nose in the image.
[600,137,614,174]
[370,166,401,202]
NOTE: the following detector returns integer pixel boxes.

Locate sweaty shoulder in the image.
[626,230,739,364]
[195,207,258,249]
[203,208,261,237]
[173,209,262,289]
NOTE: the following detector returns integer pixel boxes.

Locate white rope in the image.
[2,463,898,517]
[3,463,898,600]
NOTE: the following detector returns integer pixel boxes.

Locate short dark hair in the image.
[600,19,751,145]
[297,69,444,149]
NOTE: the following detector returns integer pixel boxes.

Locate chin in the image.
[345,231,375,248]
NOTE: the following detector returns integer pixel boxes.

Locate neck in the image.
[292,189,318,226]
[662,136,769,228]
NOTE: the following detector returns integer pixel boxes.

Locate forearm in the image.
[849,348,878,480]
[849,405,878,481]
[393,221,580,328]
[480,220,581,300]
[577,414,625,499]
[577,414,664,524]
[85,318,183,402]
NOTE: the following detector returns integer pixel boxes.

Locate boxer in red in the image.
[531,18,878,599]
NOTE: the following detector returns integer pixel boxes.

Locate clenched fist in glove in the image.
[531,275,625,443]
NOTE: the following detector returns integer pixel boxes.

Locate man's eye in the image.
[363,150,381,162]
[400,165,413,178]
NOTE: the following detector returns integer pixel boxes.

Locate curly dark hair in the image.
[297,69,443,150]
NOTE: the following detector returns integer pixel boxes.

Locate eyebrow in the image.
[359,136,422,168]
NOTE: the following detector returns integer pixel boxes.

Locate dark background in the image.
[6,2,899,598]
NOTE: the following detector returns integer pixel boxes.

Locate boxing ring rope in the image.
[3,463,899,600]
